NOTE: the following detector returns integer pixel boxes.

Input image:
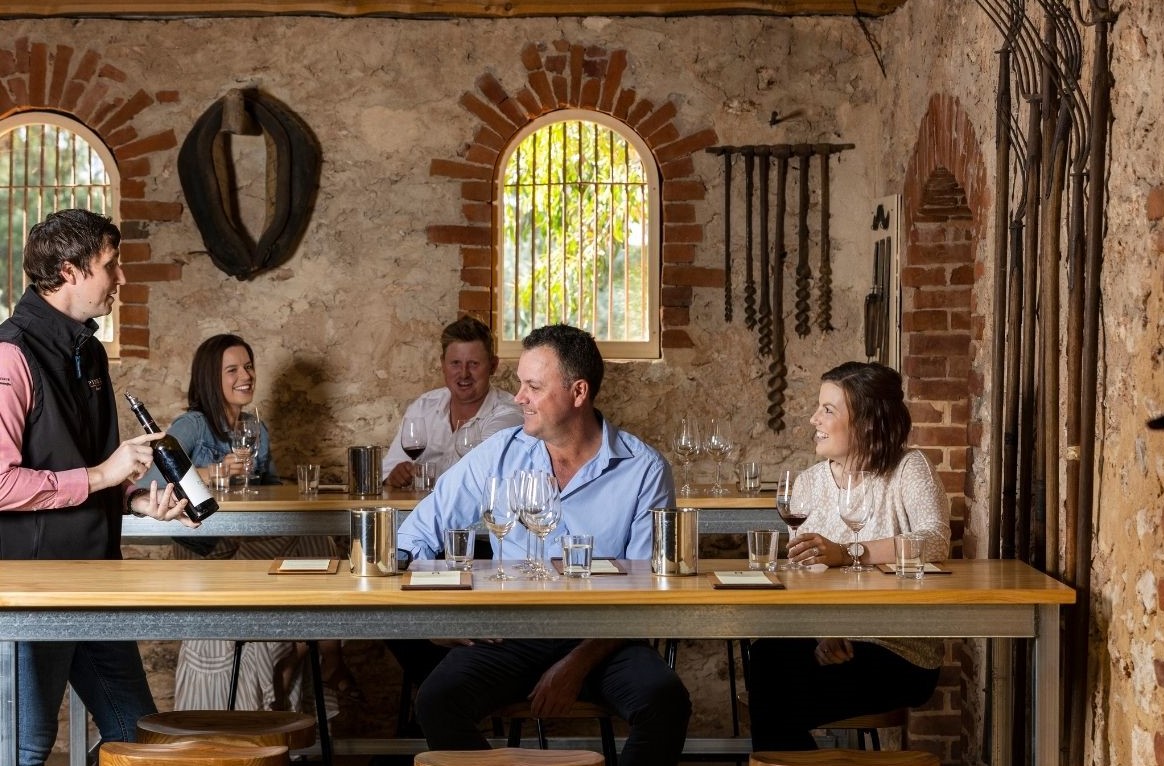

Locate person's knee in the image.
[630,672,691,724]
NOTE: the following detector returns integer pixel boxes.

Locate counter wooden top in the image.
[215,484,776,512]
[0,558,1073,609]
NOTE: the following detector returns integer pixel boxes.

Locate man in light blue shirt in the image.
[395,323,689,766]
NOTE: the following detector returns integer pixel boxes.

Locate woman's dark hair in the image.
[821,361,911,476]
[187,334,254,442]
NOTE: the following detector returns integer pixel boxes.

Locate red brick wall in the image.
[0,37,183,359]
[427,39,718,349]
[899,93,988,765]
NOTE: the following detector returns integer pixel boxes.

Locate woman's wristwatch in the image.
[841,543,865,566]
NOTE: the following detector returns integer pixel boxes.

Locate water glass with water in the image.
[560,534,594,578]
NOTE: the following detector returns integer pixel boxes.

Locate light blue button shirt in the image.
[397,414,675,561]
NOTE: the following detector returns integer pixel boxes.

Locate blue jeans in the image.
[16,641,156,766]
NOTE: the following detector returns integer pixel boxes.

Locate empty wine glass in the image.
[453,419,481,458]
[481,474,516,581]
[838,470,876,573]
[704,419,733,496]
[229,408,261,495]
[775,469,808,571]
[400,417,427,463]
[520,472,562,580]
[508,471,535,573]
[673,418,701,496]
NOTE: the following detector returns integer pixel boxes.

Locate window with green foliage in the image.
[0,113,120,353]
[497,112,660,359]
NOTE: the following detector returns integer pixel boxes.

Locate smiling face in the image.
[809,381,854,464]
[59,243,124,322]
[514,345,587,443]
[220,345,256,420]
[442,339,497,409]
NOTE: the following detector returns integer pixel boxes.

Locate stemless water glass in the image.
[775,469,808,571]
[838,470,876,573]
[481,474,516,581]
[673,418,701,496]
[704,419,733,496]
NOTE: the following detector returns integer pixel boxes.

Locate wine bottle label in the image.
[176,465,214,506]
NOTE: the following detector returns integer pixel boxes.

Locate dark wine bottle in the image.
[123,392,219,522]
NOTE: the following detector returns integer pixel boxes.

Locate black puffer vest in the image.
[0,287,122,560]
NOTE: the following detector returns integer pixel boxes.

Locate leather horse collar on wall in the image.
[179,89,321,280]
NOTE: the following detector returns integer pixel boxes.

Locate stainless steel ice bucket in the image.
[651,507,699,576]
[349,507,400,576]
[347,445,384,496]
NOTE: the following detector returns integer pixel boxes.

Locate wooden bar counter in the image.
[0,557,1071,766]
[120,484,779,538]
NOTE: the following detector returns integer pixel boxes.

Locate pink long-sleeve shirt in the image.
[0,342,92,510]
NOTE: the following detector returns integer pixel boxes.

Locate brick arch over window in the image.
[426,40,718,351]
[899,92,987,766]
[0,37,183,359]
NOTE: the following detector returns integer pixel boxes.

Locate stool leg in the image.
[726,640,739,737]
[598,716,617,766]
[306,641,333,766]
[535,718,548,749]
[507,719,523,747]
[228,641,245,711]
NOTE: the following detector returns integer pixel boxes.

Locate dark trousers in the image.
[746,638,940,751]
[412,639,690,766]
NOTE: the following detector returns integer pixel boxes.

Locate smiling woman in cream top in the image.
[746,361,951,751]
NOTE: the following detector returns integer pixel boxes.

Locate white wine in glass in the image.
[673,418,701,496]
[838,470,876,573]
[481,474,516,580]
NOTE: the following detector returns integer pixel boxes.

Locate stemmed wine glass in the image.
[703,419,733,496]
[401,417,427,463]
[481,474,517,581]
[673,418,701,496]
[508,471,535,573]
[453,419,481,458]
[775,469,808,571]
[520,472,562,580]
[838,470,876,573]
[229,408,261,495]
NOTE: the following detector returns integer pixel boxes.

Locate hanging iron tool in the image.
[757,148,772,357]
[793,145,813,337]
[743,147,757,329]
[766,146,791,432]
[815,144,835,333]
[721,148,734,322]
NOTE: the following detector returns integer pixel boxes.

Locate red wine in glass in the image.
[403,445,425,461]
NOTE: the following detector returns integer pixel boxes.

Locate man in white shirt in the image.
[382,315,522,487]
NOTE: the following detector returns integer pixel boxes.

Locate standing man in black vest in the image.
[0,209,195,766]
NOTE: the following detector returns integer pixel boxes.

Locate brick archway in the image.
[426,39,719,351]
[0,37,184,358]
[899,92,988,765]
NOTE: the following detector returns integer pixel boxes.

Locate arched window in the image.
[497,111,660,359]
[0,113,120,354]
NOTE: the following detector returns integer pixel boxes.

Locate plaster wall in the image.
[0,11,886,749]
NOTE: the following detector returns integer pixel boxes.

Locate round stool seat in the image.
[750,750,941,766]
[415,747,606,766]
[136,711,316,750]
[100,740,289,766]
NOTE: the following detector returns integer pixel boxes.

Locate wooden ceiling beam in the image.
[0,0,909,19]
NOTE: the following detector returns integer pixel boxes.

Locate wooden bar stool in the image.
[136,710,316,753]
[415,748,606,766]
[492,701,618,766]
[100,740,289,766]
[738,692,908,750]
[750,750,940,766]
